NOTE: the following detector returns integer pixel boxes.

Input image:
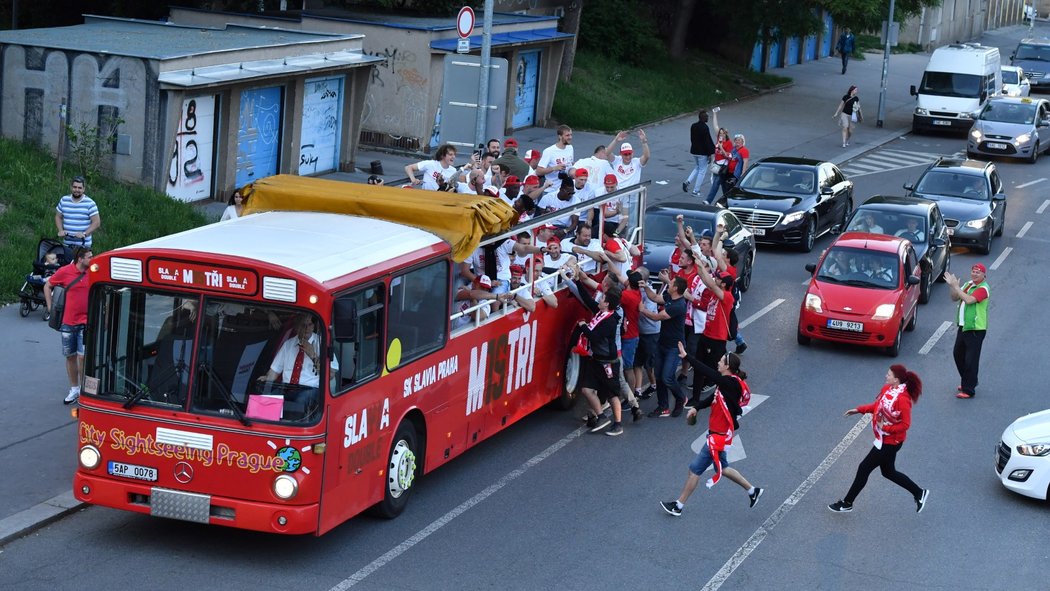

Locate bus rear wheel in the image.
[374,421,419,519]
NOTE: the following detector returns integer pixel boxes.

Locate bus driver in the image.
[258,314,336,410]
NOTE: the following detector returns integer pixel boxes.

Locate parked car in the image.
[843,196,951,304]
[797,233,921,357]
[724,157,854,253]
[642,202,756,291]
[967,96,1050,162]
[1001,65,1032,97]
[904,158,1006,255]
[995,408,1050,501]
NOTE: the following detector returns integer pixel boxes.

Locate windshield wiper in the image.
[841,278,885,288]
[817,274,844,283]
[197,363,252,427]
[114,369,148,405]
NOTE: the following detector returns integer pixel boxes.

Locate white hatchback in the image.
[1002,65,1031,97]
[995,408,1050,500]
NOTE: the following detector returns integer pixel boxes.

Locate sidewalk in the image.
[0,23,1034,546]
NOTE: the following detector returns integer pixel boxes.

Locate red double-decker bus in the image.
[72,176,647,535]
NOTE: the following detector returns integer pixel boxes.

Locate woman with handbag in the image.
[704,127,733,205]
[833,85,862,148]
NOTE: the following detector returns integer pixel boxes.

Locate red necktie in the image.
[289,346,305,385]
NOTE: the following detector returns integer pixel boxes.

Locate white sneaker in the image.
[64,387,80,405]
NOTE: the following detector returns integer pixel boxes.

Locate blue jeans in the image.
[685,154,710,194]
[654,345,684,410]
[61,324,86,357]
[705,173,724,204]
[689,440,729,476]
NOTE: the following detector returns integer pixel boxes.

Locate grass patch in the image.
[553,50,791,133]
[0,138,209,303]
[857,33,923,55]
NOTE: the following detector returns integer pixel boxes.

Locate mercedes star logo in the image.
[174,461,194,484]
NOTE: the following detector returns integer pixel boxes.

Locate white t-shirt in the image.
[538,252,576,294]
[573,182,596,207]
[610,155,643,186]
[416,160,457,191]
[494,239,517,281]
[574,156,613,192]
[539,144,575,193]
[537,192,580,227]
[561,237,601,274]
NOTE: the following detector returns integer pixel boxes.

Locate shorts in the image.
[839,112,856,131]
[634,333,658,369]
[61,324,86,357]
[689,440,730,476]
[579,358,620,402]
[620,337,639,369]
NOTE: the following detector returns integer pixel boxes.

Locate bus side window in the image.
[332,285,384,394]
[386,260,449,370]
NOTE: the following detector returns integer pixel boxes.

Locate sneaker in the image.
[605,422,624,437]
[63,387,80,405]
[735,342,748,355]
[589,414,612,433]
[660,501,682,517]
[639,385,656,400]
[955,392,974,399]
[749,487,764,508]
[632,406,644,422]
[648,407,671,418]
[915,489,929,513]
[828,500,853,513]
[682,181,689,193]
[670,405,685,418]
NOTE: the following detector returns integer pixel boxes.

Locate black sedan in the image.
[844,195,952,304]
[643,202,756,291]
[904,157,1007,255]
[723,157,854,252]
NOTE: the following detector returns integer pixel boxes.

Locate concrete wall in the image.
[899,0,1025,49]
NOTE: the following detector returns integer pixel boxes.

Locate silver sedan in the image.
[967,97,1050,163]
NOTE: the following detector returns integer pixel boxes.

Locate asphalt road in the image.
[3,27,1050,591]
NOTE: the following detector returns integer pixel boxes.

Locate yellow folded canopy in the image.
[241,175,517,262]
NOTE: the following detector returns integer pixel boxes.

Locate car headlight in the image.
[1017,442,1050,456]
[960,112,975,120]
[273,474,299,500]
[872,304,896,320]
[1015,133,1032,145]
[79,445,101,470]
[965,218,987,229]
[782,211,806,224]
[970,128,983,140]
[805,293,823,313]
[915,108,929,116]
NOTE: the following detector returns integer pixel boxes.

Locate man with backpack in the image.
[44,246,93,405]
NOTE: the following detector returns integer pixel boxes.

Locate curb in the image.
[0,491,85,547]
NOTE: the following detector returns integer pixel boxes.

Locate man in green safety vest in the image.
[945,263,990,399]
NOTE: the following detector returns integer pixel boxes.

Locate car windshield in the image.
[817,247,899,290]
[979,101,1037,124]
[848,210,928,241]
[738,164,815,194]
[914,170,989,201]
[918,71,982,98]
[1015,43,1050,61]
[645,212,713,243]
[1002,69,1020,85]
[85,286,326,425]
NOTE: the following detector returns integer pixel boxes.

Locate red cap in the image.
[473,275,493,290]
[504,175,520,186]
[574,168,589,178]
[525,149,539,161]
[604,174,618,185]
[972,263,987,273]
[483,186,500,197]
[523,175,540,186]
[547,237,561,247]
[504,138,518,148]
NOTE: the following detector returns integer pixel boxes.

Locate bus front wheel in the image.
[555,352,581,410]
[374,421,419,519]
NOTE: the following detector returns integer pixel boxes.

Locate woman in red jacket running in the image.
[829,364,929,513]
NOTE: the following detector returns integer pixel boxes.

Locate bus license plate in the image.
[933,120,952,126]
[986,142,1007,150]
[751,228,766,236]
[108,461,158,482]
[828,319,864,332]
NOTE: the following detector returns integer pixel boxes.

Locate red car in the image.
[797,233,921,357]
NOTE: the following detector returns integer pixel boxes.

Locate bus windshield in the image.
[86,286,327,425]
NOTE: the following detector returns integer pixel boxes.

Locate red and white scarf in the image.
[573,310,613,357]
[705,389,735,488]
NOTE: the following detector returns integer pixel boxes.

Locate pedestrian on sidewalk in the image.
[945,263,990,399]
[836,28,856,75]
[684,108,717,196]
[43,246,93,405]
[829,364,930,514]
[833,86,862,148]
[660,343,762,516]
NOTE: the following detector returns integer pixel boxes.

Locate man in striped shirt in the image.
[55,176,101,249]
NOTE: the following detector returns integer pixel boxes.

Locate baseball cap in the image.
[525,149,539,161]
[574,168,589,179]
[972,263,987,273]
[504,175,521,186]
[523,175,540,187]
[473,275,493,290]
[483,185,499,197]
[604,174,618,185]
[620,142,634,154]
[504,138,519,148]
[547,236,561,247]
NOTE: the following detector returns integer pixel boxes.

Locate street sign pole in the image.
[475,0,494,150]
[876,0,896,128]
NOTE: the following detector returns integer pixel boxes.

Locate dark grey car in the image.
[904,158,1006,255]
[643,202,756,291]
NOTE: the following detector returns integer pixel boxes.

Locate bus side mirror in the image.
[334,299,357,341]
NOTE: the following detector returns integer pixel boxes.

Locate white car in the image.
[1002,65,1032,97]
[995,408,1050,500]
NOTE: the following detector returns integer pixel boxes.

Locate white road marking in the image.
[1016,178,1047,189]
[1016,221,1034,239]
[739,299,785,329]
[919,320,954,355]
[1037,199,1050,214]
[329,427,585,590]
[699,414,872,591]
[990,247,1013,270]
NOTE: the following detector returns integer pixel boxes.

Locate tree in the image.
[819,0,943,33]
[668,0,699,59]
[717,1,825,72]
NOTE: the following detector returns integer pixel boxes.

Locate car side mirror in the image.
[903,183,915,192]
[932,237,947,248]
[992,193,1007,201]
[906,275,920,286]
[805,263,817,275]
[910,84,917,97]
[820,187,834,196]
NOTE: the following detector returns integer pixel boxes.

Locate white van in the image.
[910,43,1002,134]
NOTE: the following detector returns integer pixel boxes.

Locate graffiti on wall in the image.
[299,76,342,175]
[360,46,427,139]
[236,86,282,187]
[166,96,215,202]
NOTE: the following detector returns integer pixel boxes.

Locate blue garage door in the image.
[236,86,283,187]
[822,13,835,57]
[512,50,540,129]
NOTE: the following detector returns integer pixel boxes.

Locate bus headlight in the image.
[273,474,299,500]
[79,445,101,470]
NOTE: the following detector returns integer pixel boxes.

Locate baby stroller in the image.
[18,238,68,320]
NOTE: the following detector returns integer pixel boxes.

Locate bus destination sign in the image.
[147,259,258,295]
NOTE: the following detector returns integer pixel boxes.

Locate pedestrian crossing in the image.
[839,148,964,178]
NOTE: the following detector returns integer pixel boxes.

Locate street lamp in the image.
[876,0,896,128]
